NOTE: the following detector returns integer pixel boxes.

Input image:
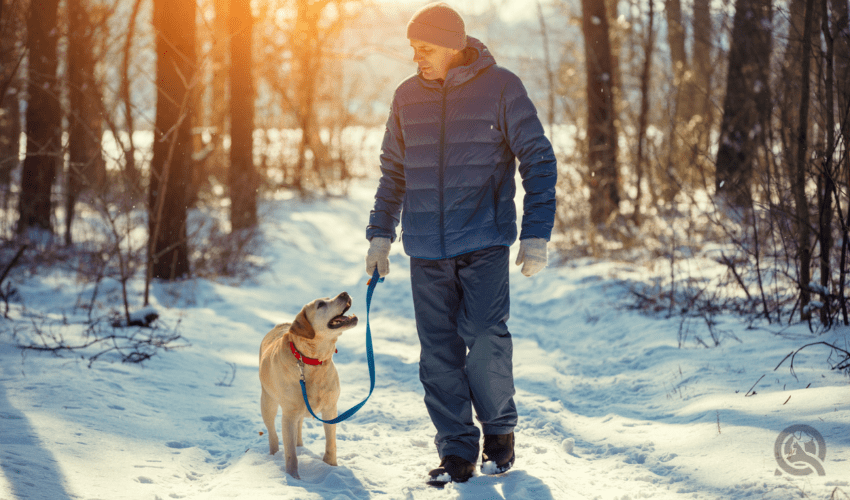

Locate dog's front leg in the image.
[322,405,338,466]
[260,389,279,456]
[281,415,301,479]
[297,416,304,447]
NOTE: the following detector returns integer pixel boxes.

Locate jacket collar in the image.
[417,36,496,89]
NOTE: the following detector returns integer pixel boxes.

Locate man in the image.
[365,1,557,485]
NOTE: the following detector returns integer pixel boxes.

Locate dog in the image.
[259,292,358,479]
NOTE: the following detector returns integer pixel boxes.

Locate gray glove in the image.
[366,237,391,277]
[515,238,548,277]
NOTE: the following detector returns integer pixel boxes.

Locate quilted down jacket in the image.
[366,37,557,260]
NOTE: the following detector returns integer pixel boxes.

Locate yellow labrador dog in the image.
[259,292,358,479]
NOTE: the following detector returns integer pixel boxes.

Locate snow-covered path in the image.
[1,182,848,499]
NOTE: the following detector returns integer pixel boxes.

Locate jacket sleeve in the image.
[366,93,406,242]
[500,71,557,241]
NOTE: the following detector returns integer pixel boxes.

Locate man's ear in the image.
[289,309,316,339]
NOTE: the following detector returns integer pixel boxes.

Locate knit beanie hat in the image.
[406,2,467,51]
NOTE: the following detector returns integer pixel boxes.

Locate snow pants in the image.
[409,245,517,464]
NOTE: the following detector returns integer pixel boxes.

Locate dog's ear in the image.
[289,309,316,339]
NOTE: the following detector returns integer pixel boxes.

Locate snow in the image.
[432,473,451,483]
[1,180,849,500]
[480,461,498,475]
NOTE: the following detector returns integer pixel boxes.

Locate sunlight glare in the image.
[275,6,292,25]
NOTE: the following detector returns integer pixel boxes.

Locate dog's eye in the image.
[317,301,326,309]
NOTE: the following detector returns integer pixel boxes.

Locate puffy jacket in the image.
[367,37,557,260]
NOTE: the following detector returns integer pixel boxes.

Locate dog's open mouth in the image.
[328,298,358,329]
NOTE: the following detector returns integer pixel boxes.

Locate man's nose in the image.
[413,51,422,62]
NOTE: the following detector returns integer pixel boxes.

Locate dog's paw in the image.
[323,454,338,466]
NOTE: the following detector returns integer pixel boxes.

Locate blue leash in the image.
[298,269,383,424]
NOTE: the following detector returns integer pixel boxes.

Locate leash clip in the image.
[297,359,305,382]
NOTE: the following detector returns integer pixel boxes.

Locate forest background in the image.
[1,0,850,341]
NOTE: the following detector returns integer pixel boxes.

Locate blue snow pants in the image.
[409,245,517,464]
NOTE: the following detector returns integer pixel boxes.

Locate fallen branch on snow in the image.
[774,341,850,380]
[19,316,188,368]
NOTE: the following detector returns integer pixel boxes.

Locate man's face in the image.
[410,39,460,81]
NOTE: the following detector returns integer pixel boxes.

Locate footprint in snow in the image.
[165,441,193,449]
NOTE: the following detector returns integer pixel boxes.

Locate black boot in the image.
[427,455,475,487]
[481,432,515,474]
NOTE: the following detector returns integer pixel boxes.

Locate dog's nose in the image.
[339,292,350,302]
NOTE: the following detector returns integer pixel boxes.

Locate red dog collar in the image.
[290,341,336,366]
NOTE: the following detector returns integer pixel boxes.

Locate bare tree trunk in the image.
[66,0,105,245]
[831,0,848,185]
[119,0,143,194]
[229,0,257,230]
[210,0,229,180]
[781,0,806,182]
[665,0,695,124]
[582,0,620,226]
[818,0,838,325]
[294,0,324,194]
[147,0,196,281]
[831,0,850,323]
[634,0,655,227]
[714,0,772,213]
[0,0,24,209]
[665,0,687,112]
[662,0,692,200]
[833,0,849,167]
[0,84,19,207]
[293,0,311,194]
[0,0,24,110]
[66,0,86,246]
[793,0,816,320]
[18,0,61,235]
[691,0,714,184]
[537,0,555,133]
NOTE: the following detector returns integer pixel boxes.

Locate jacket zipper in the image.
[438,85,448,259]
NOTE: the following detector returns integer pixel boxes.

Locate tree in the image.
[581,0,620,225]
[831,0,850,323]
[147,0,196,281]
[229,0,257,230]
[261,0,357,193]
[292,0,328,193]
[633,0,656,226]
[0,0,25,209]
[537,0,555,134]
[779,0,819,200]
[790,0,815,320]
[833,0,849,171]
[119,0,144,194]
[714,0,772,212]
[18,0,62,235]
[209,0,229,183]
[66,0,106,245]
[665,0,691,121]
[691,0,714,162]
[663,0,702,198]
